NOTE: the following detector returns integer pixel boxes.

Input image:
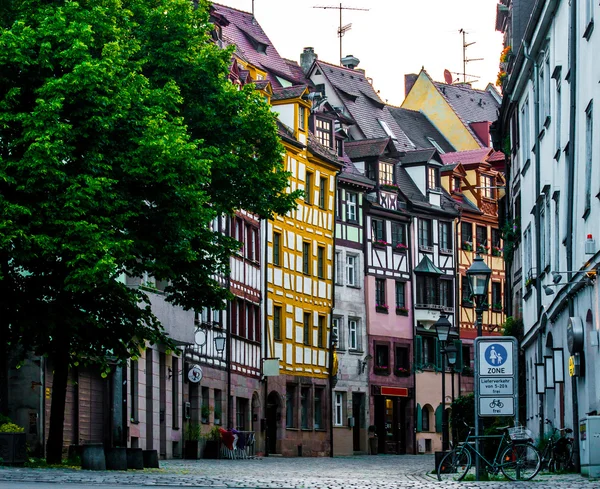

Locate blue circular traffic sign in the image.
[485,344,508,367]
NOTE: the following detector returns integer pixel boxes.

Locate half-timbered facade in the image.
[440,149,506,396]
[264,86,341,456]
[398,148,460,454]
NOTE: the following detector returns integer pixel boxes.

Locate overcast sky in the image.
[213,0,503,106]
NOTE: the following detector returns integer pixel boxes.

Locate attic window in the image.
[315,69,322,75]
[426,137,445,154]
[378,119,397,141]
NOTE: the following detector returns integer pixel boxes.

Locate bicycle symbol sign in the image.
[489,399,504,409]
[485,344,508,366]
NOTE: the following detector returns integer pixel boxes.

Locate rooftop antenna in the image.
[458,29,483,83]
[313,3,369,66]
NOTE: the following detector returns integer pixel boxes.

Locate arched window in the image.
[422,404,432,432]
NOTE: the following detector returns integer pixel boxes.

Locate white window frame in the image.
[335,251,343,285]
[348,319,358,351]
[346,254,358,287]
[332,317,343,350]
[334,392,344,426]
[346,192,357,222]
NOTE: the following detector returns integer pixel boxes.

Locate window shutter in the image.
[414,335,423,371]
[454,340,463,373]
[435,404,443,433]
[434,338,442,372]
[416,403,422,432]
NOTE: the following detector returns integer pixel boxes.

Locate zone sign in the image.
[478,340,514,376]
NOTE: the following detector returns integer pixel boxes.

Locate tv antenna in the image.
[458,29,483,83]
[313,3,369,65]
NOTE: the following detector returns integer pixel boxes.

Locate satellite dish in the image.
[444,69,453,85]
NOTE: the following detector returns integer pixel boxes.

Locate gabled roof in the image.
[414,255,443,275]
[433,81,500,124]
[284,58,311,84]
[400,148,439,165]
[311,60,415,151]
[338,158,376,188]
[212,4,300,88]
[440,148,493,166]
[388,107,455,153]
[271,85,309,101]
[344,137,398,160]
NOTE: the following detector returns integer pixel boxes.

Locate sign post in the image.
[474,336,518,480]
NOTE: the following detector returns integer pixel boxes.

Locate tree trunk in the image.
[46,353,69,464]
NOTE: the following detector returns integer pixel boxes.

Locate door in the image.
[352,393,363,451]
[266,391,279,454]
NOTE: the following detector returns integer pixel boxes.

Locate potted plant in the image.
[492,302,503,311]
[373,239,388,248]
[476,244,489,254]
[375,303,389,313]
[213,407,221,426]
[394,243,408,252]
[184,422,202,459]
[462,298,474,307]
[462,241,473,251]
[0,417,26,465]
[203,426,221,459]
[201,404,210,424]
[492,246,503,257]
[395,306,409,316]
[394,366,410,377]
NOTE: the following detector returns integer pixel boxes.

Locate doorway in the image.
[352,393,364,451]
[266,391,280,454]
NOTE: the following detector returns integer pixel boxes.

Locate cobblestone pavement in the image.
[1,455,599,488]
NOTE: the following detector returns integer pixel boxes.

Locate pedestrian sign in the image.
[478,340,514,376]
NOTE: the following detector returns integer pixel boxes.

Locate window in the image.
[395,281,406,309]
[416,276,438,306]
[236,397,248,431]
[345,254,357,287]
[172,357,179,428]
[378,119,397,140]
[303,242,311,275]
[585,0,594,31]
[317,315,325,348]
[335,251,343,285]
[461,222,473,245]
[540,202,546,268]
[317,246,325,279]
[336,138,343,157]
[427,166,438,190]
[247,226,258,261]
[319,177,327,209]
[491,228,501,249]
[305,172,313,205]
[316,118,332,148]
[379,161,394,185]
[303,312,311,346]
[314,388,324,429]
[453,176,462,193]
[482,175,495,199]
[346,192,357,222]
[273,232,281,266]
[523,225,532,281]
[584,101,593,216]
[274,306,282,340]
[554,193,560,271]
[391,223,406,248]
[298,106,305,130]
[375,344,389,369]
[372,219,385,242]
[421,406,431,432]
[130,360,139,422]
[301,387,310,429]
[395,346,409,371]
[348,319,358,350]
[521,99,531,163]
[439,222,452,251]
[375,278,386,307]
[539,64,546,125]
[492,282,502,309]
[334,392,344,426]
[461,275,472,305]
[422,336,436,365]
[555,76,562,154]
[214,389,222,424]
[418,219,432,248]
[332,317,342,349]
[476,225,487,251]
[440,280,452,308]
[544,56,551,122]
[201,386,210,423]
[286,385,296,428]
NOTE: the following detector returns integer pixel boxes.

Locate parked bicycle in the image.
[540,418,574,472]
[437,423,541,481]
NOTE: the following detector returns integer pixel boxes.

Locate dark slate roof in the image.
[440,188,461,215]
[433,82,500,124]
[400,148,438,165]
[440,163,458,172]
[254,79,271,91]
[276,120,303,148]
[396,165,426,203]
[271,85,307,101]
[459,195,482,214]
[212,4,300,88]
[284,58,311,84]
[388,107,455,153]
[344,137,394,159]
[307,131,340,166]
[313,60,415,152]
[414,254,443,275]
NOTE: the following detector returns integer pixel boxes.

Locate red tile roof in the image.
[440,148,492,165]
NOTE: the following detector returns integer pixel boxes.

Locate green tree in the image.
[0,0,299,462]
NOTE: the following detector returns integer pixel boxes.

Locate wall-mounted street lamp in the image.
[434,313,456,452]
[214,332,226,356]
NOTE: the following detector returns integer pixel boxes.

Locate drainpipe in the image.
[329,169,340,458]
[408,212,416,455]
[523,40,544,439]
[566,0,580,472]
[262,215,269,456]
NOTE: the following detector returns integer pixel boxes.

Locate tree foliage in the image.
[0,0,299,459]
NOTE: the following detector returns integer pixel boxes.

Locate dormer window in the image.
[379,161,394,185]
[427,167,439,190]
[378,119,397,141]
[298,107,306,131]
[482,175,495,199]
[316,118,332,148]
[453,176,462,193]
[426,137,445,154]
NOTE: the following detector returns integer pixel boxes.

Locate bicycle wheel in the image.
[554,440,574,471]
[500,443,541,481]
[437,447,472,482]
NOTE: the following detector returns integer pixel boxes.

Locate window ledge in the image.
[583,19,594,40]
[543,115,551,128]
[538,127,546,141]
[314,428,327,432]
[583,207,591,220]
[439,248,453,255]
[419,245,434,253]
[554,148,561,161]
[521,158,531,176]
[285,427,300,431]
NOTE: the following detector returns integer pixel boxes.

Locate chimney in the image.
[300,47,318,74]
[404,73,418,97]
[341,54,360,70]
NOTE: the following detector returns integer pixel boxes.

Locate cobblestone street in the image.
[1,455,600,488]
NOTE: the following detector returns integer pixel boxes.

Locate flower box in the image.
[374,366,389,375]
[492,246,503,257]
[373,240,388,248]
[476,245,489,254]
[395,307,409,316]
[394,368,410,377]
[375,304,389,314]
[394,243,408,252]
[462,241,473,251]
[380,183,399,192]
[462,299,474,308]
[492,302,503,311]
